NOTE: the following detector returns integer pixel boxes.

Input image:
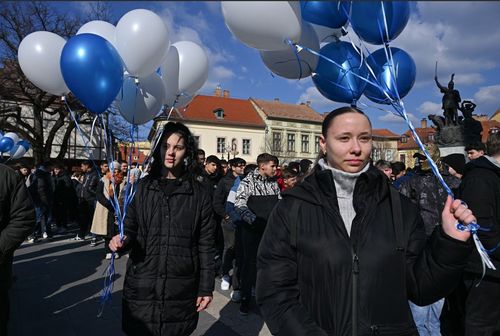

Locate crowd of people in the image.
[0,106,499,336]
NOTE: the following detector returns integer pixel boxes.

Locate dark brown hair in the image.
[321,106,371,138]
[487,132,500,157]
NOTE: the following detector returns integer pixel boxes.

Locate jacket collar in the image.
[146,174,194,195]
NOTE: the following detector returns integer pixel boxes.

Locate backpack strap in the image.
[390,186,405,252]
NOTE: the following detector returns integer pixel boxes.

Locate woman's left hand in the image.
[441,196,475,242]
[196,296,212,312]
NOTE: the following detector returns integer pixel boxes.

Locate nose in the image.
[350,139,362,155]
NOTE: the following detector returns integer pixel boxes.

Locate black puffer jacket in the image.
[256,165,472,336]
[122,175,216,336]
[459,155,500,278]
[0,164,36,289]
[53,170,77,207]
[79,169,99,203]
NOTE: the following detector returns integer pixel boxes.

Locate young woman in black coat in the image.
[109,122,216,336]
[256,106,476,336]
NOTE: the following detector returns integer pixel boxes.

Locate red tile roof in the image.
[398,127,436,150]
[372,128,400,139]
[250,98,324,123]
[480,120,500,142]
[173,95,265,127]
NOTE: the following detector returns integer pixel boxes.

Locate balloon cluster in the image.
[222,1,416,105]
[18,9,209,125]
[0,131,30,160]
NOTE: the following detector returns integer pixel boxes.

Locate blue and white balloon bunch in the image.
[0,131,30,160]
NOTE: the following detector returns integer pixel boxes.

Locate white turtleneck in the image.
[318,158,369,236]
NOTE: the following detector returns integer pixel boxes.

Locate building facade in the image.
[250,98,324,164]
[371,129,401,162]
[152,93,266,163]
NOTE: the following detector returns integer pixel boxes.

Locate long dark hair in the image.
[149,122,199,179]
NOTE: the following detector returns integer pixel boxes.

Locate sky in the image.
[57,1,500,135]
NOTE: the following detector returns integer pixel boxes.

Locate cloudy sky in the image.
[66,1,500,134]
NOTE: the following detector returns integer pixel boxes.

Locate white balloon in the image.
[116,9,170,77]
[3,132,19,145]
[10,144,27,159]
[311,22,348,46]
[164,90,193,109]
[18,31,69,96]
[260,22,319,79]
[116,73,166,125]
[221,1,302,51]
[161,41,209,97]
[77,20,118,50]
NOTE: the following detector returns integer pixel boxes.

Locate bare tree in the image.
[0,2,112,164]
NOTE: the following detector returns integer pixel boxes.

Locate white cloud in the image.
[418,101,442,116]
[297,86,340,112]
[474,85,500,115]
[241,66,248,73]
[213,66,236,80]
[378,111,419,125]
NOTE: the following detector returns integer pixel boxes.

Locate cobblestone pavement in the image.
[9,227,271,336]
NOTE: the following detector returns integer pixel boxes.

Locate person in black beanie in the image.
[441,153,466,180]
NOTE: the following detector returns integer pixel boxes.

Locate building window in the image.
[217,137,226,153]
[214,108,224,119]
[400,136,408,143]
[272,132,282,152]
[384,149,393,161]
[315,136,321,153]
[287,133,296,152]
[301,134,309,153]
[400,154,406,163]
[372,148,381,161]
[428,133,435,142]
[243,139,251,155]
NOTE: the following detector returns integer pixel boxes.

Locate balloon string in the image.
[285,39,304,80]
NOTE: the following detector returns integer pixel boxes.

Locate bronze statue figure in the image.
[459,100,483,144]
[435,73,461,126]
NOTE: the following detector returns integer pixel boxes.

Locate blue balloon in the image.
[60,33,123,114]
[363,47,416,105]
[0,137,14,153]
[351,2,410,45]
[301,1,350,29]
[17,140,30,150]
[312,41,368,104]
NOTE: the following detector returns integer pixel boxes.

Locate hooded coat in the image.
[122,176,215,336]
[256,165,472,336]
[459,155,500,278]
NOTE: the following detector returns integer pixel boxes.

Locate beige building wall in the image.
[156,120,265,163]
[264,119,322,164]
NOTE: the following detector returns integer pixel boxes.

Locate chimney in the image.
[214,85,222,97]
[223,89,230,98]
[274,97,280,102]
[421,118,427,128]
[306,100,311,107]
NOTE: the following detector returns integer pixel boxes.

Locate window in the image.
[301,134,309,153]
[400,136,408,143]
[217,137,226,153]
[214,108,224,119]
[428,133,435,142]
[272,132,282,152]
[287,133,295,152]
[400,154,406,163]
[384,149,393,161]
[315,136,321,153]
[243,139,251,155]
[372,148,381,161]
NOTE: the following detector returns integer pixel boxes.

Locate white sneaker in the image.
[221,276,230,291]
[115,253,120,259]
[42,232,48,239]
[105,253,112,260]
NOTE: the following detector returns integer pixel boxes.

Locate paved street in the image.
[9,226,271,336]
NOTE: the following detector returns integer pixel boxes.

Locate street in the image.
[9,226,271,336]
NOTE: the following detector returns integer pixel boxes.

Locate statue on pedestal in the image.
[430,73,465,146]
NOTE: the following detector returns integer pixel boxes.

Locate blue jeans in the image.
[409,298,445,336]
[35,205,53,237]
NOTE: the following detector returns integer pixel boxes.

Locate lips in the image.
[346,160,363,165]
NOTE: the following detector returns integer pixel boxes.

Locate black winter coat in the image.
[79,169,99,203]
[0,164,36,289]
[29,168,54,207]
[459,156,500,278]
[53,171,77,208]
[122,176,216,336]
[256,165,472,336]
[213,173,236,218]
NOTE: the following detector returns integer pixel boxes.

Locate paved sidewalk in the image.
[9,229,271,336]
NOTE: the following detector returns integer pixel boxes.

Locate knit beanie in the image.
[441,154,466,175]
